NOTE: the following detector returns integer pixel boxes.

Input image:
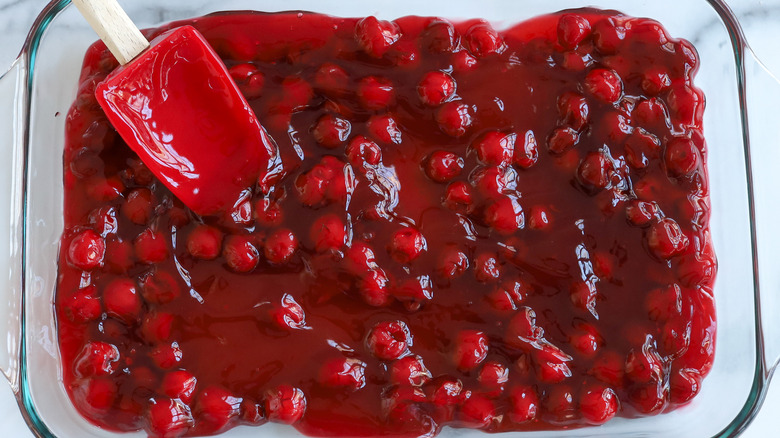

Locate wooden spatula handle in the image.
[72,0,150,65]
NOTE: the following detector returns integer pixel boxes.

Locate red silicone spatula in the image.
[72,0,277,217]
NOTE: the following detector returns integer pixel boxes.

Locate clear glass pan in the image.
[0,0,779,437]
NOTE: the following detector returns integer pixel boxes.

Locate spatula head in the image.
[96,25,276,217]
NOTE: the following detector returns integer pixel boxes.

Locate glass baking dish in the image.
[1,0,779,437]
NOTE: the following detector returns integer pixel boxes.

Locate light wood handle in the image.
[71,0,150,65]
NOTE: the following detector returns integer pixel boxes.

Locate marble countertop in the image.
[1,0,779,436]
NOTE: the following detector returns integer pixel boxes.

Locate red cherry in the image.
[591,350,625,387]
[314,63,349,95]
[577,151,612,190]
[74,377,117,415]
[186,225,223,260]
[628,381,666,415]
[537,356,573,384]
[389,227,426,264]
[471,166,514,199]
[465,23,505,57]
[484,196,524,234]
[547,127,579,154]
[382,386,428,425]
[625,200,658,227]
[665,136,699,177]
[358,76,394,110]
[580,385,618,425]
[670,368,701,404]
[195,387,242,432]
[134,229,168,264]
[366,320,411,361]
[584,68,623,103]
[528,205,551,230]
[310,214,347,252]
[557,92,589,130]
[395,275,434,311]
[150,342,183,369]
[138,305,172,338]
[140,270,181,305]
[436,102,473,137]
[320,357,366,390]
[345,242,378,273]
[431,378,466,422]
[634,98,668,127]
[437,246,469,279]
[86,177,124,202]
[417,71,456,106]
[223,235,259,273]
[478,361,509,395]
[507,307,541,345]
[346,136,382,169]
[265,385,306,424]
[667,84,703,127]
[74,342,119,378]
[646,218,689,259]
[557,14,591,49]
[229,63,264,99]
[625,348,663,384]
[359,268,392,307]
[443,181,474,211]
[645,284,683,321]
[454,330,488,371]
[543,385,577,424]
[642,67,672,95]
[367,114,402,145]
[474,253,501,283]
[354,17,401,58]
[514,130,539,168]
[592,17,627,54]
[459,394,496,428]
[312,114,351,149]
[487,280,526,313]
[264,229,298,264]
[625,130,661,169]
[271,294,306,330]
[425,150,464,182]
[390,355,431,386]
[253,198,283,227]
[239,399,267,425]
[103,277,141,324]
[88,206,118,236]
[68,229,106,270]
[280,76,312,111]
[472,131,515,166]
[570,327,600,358]
[422,19,459,52]
[162,370,197,405]
[123,188,155,225]
[146,398,193,438]
[296,161,338,207]
[62,286,102,323]
[509,385,539,424]
[453,50,478,71]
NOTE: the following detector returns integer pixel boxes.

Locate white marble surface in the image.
[0,0,779,436]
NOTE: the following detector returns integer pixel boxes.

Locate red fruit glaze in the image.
[59,8,715,438]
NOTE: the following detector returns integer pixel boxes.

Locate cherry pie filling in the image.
[58,8,716,438]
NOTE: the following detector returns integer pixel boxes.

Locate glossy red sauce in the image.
[58,9,717,438]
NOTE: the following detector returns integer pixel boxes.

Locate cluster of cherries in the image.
[58,7,715,438]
